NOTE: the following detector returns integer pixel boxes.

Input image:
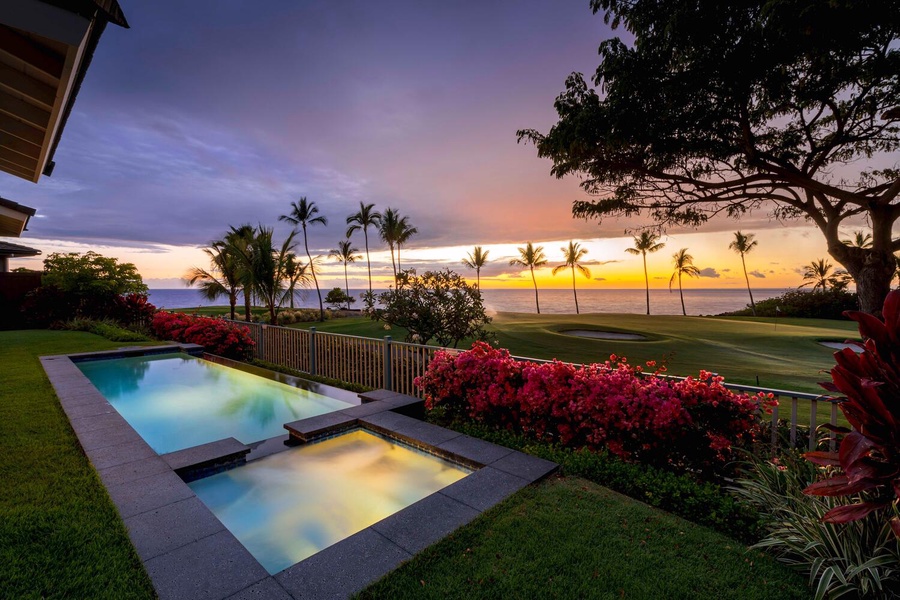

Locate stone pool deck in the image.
[41,346,558,600]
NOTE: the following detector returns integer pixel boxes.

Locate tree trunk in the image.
[741,254,755,316]
[571,265,579,314]
[531,266,541,314]
[642,253,650,315]
[828,240,895,316]
[364,228,372,294]
[303,224,324,322]
[344,263,351,310]
[678,273,686,316]
[243,288,251,320]
[229,290,236,320]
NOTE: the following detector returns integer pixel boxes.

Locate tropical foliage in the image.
[803,291,900,539]
[461,246,490,289]
[370,269,491,347]
[329,239,361,309]
[150,311,254,360]
[324,287,354,309]
[730,231,758,316]
[669,248,700,316]
[280,197,328,321]
[518,0,900,314]
[346,202,382,294]
[417,342,775,477]
[510,242,548,314]
[721,288,858,320]
[552,241,590,314]
[625,231,664,315]
[734,452,900,600]
[801,259,851,292]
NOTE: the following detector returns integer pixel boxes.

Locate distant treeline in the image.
[718,289,857,320]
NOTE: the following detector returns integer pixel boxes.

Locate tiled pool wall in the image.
[41,345,558,600]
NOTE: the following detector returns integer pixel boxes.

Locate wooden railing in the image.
[230,320,840,451]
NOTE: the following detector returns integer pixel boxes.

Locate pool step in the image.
[162,437,251,482]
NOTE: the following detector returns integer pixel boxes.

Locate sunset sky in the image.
[3,0,855,290]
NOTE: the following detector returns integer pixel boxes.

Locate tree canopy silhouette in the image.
[518,0,900,314]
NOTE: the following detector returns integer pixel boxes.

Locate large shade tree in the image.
[518,0,900,314]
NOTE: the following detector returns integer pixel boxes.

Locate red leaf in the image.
[804,475,873,496]
[819,423,851,435]
[891,517,900,539]
[804,451,840,467]
[839,432,876,470]
[821,501,888,524]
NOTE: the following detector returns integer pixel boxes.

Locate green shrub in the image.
[720,289,856,319]
[58,318,150,343]
[436,418,762,543]
[733,452,900,599]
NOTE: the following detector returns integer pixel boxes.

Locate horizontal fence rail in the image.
[226,320,840,451]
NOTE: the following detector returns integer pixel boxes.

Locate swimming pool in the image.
[188,428,471,574]
[76,352,355,454]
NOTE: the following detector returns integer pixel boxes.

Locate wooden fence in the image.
[232,320,840,451]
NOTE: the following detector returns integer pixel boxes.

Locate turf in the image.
[279,311,856,394]
[357,477,808,600]
[0,330,156,600]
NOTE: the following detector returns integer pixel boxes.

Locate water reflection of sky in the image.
[77,353,353,453]
[189,430,471,574]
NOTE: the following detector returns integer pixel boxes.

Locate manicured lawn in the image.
[281,312,855,394]
[358,477,807,600]
[0,330,155,600]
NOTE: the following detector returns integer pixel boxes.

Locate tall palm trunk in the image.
[741,253,756,315]
[678,272,686,316]
[476,268,480,289]
[229,291,237,320]
[303,223,324,321]
[642,252,650,315]
[243,288,252,320]
[364,228,373,294]
[343,261,351,310]
[530,266,541,314]
[389,244,397,282]
[570,264,580,314]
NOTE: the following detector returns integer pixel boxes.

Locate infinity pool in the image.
[76,353,354,454]
[189,429,471,574]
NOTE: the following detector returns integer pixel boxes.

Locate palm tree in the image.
[346,202,381,295]
[329,239,362,309]
[282,253,309,309]
[185,239,242,319]
[462,246,490,289]
[227,225,298,324]
[394,215,418,275]
[669,248,701,316]
[552,241,590,314]
[510,242,548,314]
[625,232,665,315]
[379,207,401,282]
[729,231,758,316]
[224,224,256,320]
[842,230,873,248]
[801,258,843,292]
[279,197,328,321]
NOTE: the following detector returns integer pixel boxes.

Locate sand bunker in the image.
[819,341,862,352]
[562,329,647,341]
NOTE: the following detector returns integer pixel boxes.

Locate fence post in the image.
[383,336,392,391]
[309,327,317,375]
[258,324,266,361]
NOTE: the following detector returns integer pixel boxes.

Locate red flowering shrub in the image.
[111,293,157,327]
[151,311,254,360]
[416,341,774,477]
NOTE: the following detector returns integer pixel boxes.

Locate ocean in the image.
[148,287,787,316]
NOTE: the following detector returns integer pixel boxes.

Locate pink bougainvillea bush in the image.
[151,311,255,360]
[416,341,774,477]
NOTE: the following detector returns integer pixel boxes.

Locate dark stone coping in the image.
[41,345,558,600]
[162,438,251,481]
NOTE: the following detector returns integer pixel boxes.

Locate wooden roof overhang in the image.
[0,0,128,183]
[0,195,37,237]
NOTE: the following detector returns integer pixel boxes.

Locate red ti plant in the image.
[804,291,900,537]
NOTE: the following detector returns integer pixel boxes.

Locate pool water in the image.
[77,353,354,454]
[188,429,471,574]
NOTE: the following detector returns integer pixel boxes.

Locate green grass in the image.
[281,311,855,394]
[358,477,807,600]
[0,330,156,600]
